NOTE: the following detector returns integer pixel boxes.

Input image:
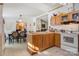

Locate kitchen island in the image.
[27,32,61,55]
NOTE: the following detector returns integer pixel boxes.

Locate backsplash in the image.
[50,24,79,32]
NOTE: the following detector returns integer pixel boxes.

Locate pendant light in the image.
[18,14,23,21]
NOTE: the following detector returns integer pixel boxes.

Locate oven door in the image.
[61,33,78,48]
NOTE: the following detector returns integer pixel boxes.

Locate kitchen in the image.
[27,3,79,55]
[0,3,79,56]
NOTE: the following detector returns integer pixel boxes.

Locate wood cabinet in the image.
[68,12,72,21]
[42,33,54,50]
[60,13,73,24]
[66,10,79,23]
[56,15,61,25]
[27,34,42,55]
[27,32,55,54]
[60,13,69,22]
[42,34,50,50]
[71,10,79,21]
[54,33,61,47]
[32,35,42,51]
[50,10,79,25]
[50,13,72,25]
[50,15,61,25]
[49,33,55,47]
[27,32,61,55]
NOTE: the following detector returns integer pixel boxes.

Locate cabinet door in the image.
[42,34,50,50]
[32,35,42,51]
[49,33,54,47]
[50,16,55,25]
[71,11,79,21]
[55,33,61,47]
[68,12,72,21]
[50,15,61,25]
[55,15,61,25]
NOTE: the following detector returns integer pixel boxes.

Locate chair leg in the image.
[16,36,19,43]
[12,39,14,43]
[23,38,26,42]
[20,38,22,43]
[9,37,12,44]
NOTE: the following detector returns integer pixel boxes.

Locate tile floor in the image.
[34,47,78,56]
[3,43,78,56]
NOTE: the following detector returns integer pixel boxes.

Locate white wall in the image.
[4,17,17,34]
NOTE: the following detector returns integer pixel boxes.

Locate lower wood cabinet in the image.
[27,32,60,55]
[32,33,55,51]
[54,33,61,47]
[32,35,42,51]
[49,33,55,47]
[42,34,50,50]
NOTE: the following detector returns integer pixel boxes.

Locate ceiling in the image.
[3,3,61,18]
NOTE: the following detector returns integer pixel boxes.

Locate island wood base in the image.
[27,32,61,55]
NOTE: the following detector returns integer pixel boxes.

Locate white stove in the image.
[61,32,78,54]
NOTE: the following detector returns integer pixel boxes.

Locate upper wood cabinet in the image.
[50,10,79,25]
[71,10,79,21]
[68,12,72,21]
[60,13,70,22]
[50,15,61,25]
[60,10,79,22]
